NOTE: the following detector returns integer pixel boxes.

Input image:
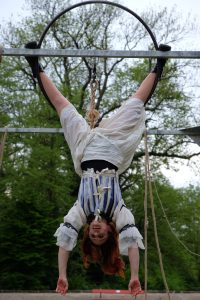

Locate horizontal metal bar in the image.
[0,128,64,133]
[148,129,200,136]
[2,48,200,59]
[0,128,199,135]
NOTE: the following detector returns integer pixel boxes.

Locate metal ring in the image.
[36,0,159,106]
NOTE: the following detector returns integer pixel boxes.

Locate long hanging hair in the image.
[81,222,125,278]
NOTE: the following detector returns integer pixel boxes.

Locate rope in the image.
[153,182,200,257]
[0,44,3,63]
[0,128,8,169]
[144,130,149,300]
[86,65,100,128]
[144,131,171,300]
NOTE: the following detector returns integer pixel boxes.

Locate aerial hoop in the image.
[36,0,160,107]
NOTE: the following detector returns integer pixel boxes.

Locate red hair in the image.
[81,222,125,278]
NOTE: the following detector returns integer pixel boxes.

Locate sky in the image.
[0,0,199,188]
[0,0,200,25]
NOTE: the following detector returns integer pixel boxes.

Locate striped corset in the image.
[77,168,122,220]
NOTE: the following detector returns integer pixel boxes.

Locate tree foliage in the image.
[0,0,199,291]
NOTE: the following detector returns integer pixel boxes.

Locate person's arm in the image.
[128,246,143,295]
[39,72,70,115]
[24,41,69,115]
[56,247,70,295]
[128,246,140,279]
[133,44,171,103]
[133,72,156,103]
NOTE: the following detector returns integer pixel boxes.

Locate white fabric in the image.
[54,186,145,254]
[56,97,146,253]
[60,97,145,176]
[119,227,145,255]
[54,201,86,251]
[113,201,145,255]
[54,223,78,251]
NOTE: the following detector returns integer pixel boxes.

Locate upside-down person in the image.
[25,42,170,296]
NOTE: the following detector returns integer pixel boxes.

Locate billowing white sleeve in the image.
[113,201,145,256]
[54,201,87,251]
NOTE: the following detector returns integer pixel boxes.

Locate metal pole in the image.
[1,128,199,145]
[2,48,200,59]
[0,127,199,135]
[0,128,64,133]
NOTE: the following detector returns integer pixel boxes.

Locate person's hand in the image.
[25,41,43,78]
[128,278,144,296]
[157,43,171,68]
[152,44,171,77]
[56,276,68,295]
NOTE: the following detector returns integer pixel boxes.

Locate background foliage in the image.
[0,0,200,292]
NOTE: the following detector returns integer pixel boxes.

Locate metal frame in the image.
[1,0,199,143]
[1,127,199,146]
[35,0,160,106]
[0,127,198,135]
[2,48,200,59]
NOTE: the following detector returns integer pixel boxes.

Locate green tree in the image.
[0,0,200,291]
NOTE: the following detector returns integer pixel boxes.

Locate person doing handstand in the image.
[25,42,170,296]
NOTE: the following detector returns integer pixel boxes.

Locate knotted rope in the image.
[143,130,171,300]
[86,65,100,128]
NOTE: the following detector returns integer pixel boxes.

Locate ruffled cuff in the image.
[54,223,78,251]
[119,225,145,256]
